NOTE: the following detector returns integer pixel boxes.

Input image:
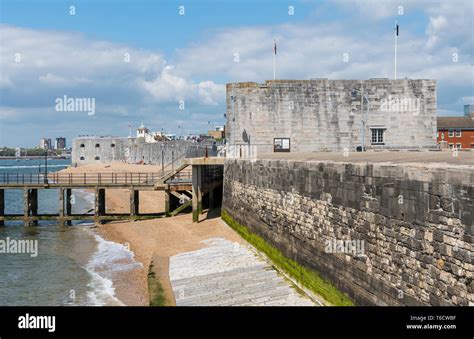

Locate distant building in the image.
[136,122,171,142]
[208,126,225,139]
[437,105,474,150]
[55,137,66,149]
[39,138,51,150]
[464,104,474,117]
[71,135,212,166]
[136,122,150,138]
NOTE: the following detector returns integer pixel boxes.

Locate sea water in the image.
[0,159,140,306]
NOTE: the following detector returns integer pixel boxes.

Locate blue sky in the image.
[1,0,473,147]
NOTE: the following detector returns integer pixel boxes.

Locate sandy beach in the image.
[59,163,244,306]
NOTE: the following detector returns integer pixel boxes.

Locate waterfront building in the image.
[226,79,437,153]
[437,105,474,150]
[55,137,66,149]
[136,122,150,138]
[39,138,52,150]
[136,122,171,142]
[208,126,225,139]
[464,104,474,117]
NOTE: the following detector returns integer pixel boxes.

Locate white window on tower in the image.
[273,138,291,152]
[370,128,385,145]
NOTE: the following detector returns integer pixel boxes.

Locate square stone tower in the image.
[225,79,437,154]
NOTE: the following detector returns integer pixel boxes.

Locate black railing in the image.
[165,168,192,184]
[0,173,162,185]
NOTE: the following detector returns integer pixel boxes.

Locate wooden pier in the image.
[155,157,224,222]
[0,157,225,226]
[0,172,165,226]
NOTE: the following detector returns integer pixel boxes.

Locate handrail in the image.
[0,172,164,185]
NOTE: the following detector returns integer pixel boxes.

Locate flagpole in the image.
[273,40,276,80]
[394,20,398,80]
[273,52,276,80]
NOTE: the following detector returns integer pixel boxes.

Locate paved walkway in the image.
[169,238,315,306]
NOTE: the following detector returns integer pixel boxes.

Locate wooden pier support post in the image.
[0,189,4,226]
[95,188,106,225]
[130,189,139,219]
[65,188,72,226]
[23,188,38,226]
[192,165,203,223]
[23,189,28,226]
[59,188,72,226]
[59,188,65,226]
[165,187,170,217]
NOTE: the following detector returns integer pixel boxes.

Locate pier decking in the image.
[0,157,225,226]
[0,172,166,226]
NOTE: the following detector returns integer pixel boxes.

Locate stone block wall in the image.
[222,158,473,306]
[225,79,437,153]
[72,137,213,167]
[72,137,130,165]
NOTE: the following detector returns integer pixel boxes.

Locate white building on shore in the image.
[136,122,171,142]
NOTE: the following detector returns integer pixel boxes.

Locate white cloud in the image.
[332,0,404,20]
[330,0,472,54]
[0,24,223,108]
[172,21,472,86]
[38,73,94,86]
[0,0,472,146]
[138,65,224,105]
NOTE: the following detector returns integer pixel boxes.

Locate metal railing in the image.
[0,172,162,186]
[165,167,192,184]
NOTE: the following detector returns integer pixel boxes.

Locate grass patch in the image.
[221,210,354,306]
[147,262,167,306]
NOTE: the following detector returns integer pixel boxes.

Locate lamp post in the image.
[351,87,370,152]
[160,143,164,174]
[171,145,174,173]
[44,149,48,184]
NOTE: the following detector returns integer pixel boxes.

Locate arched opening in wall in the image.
[95,156,100,161]
[80,144,85,148]
[95,144,100,148]
[111,143,115,147]
[80,156,85,161]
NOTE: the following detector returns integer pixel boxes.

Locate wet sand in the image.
[59,163,243,306]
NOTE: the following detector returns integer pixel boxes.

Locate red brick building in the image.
[437,114,474,150]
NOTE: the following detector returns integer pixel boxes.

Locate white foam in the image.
[74,189,95,204]
[85,268,124,306]
[84,231,143,306]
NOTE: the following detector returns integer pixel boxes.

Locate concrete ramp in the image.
[169,238,314,306]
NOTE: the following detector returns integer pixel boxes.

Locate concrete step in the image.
[174,278,289,305]
[169,237,316,306]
